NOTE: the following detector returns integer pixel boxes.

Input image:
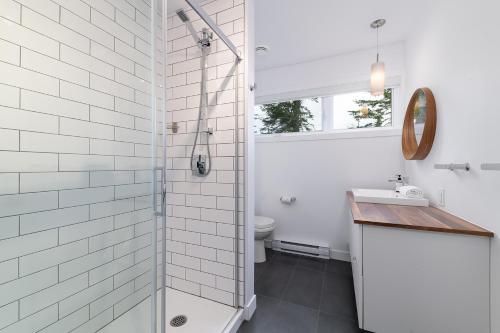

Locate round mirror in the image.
[402,88,436,160]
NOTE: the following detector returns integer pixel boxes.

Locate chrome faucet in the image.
[388,174,409,191]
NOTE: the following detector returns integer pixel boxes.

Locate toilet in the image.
[254,216,276,263]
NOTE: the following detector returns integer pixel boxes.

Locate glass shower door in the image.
[0,0,167,332]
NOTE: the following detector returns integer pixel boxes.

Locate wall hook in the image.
[481,163,500,171]
[434,163,470,171]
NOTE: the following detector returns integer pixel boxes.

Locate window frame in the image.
[329,88,396,130]
[254,78,402,137]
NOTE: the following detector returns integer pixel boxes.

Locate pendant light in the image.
[370,19,386,96]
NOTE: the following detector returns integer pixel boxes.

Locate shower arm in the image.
[184,0,242,62]
[184,19,201,44]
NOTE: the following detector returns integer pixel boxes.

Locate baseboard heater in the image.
[271,240,330,259]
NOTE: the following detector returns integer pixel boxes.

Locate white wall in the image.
[255,130,403,258]
[256,43,405,103]
[244,0,256,314]
[254,45,406,258]
[403,1,500,331]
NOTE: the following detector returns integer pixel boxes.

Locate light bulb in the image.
[370,61,385,96]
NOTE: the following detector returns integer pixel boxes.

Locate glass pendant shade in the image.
[370,61,385,96]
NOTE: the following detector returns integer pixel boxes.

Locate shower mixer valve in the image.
[192,155,207,176]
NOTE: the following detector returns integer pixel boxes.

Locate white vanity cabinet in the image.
[347,193,492,333]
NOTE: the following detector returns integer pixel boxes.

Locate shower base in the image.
[97,288,237,333]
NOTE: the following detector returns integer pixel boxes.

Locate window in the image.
[254,88,394,134]
[332,89,392,129]
[254,98,323,134]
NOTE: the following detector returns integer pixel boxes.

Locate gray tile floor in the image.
[238,249,363,333]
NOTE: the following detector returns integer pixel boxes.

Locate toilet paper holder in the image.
[280,196,296,205]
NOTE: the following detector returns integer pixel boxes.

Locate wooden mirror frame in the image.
[402,87,437,160]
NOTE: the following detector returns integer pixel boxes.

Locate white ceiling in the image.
[255,0,429,71]
[166,0,429,70]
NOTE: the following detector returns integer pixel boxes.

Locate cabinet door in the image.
[349,212,363,328]
[363,226,489,333]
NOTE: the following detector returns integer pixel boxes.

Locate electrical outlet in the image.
[438,188,445,207]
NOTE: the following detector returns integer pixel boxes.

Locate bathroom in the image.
[0,0,499,333]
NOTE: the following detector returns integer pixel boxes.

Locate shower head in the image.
[184,0,241,61]
[176,9,189,22]
[176,9,200,44]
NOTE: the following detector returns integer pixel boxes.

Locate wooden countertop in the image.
[347,191,493,237]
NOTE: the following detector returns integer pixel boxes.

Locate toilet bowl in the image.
[254,216,275,263]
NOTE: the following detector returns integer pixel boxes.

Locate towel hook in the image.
[481,163,500,171]
[434,163,470,171]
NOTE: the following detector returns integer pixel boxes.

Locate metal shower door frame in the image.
[150,1,245,331]
[150,1,168,333]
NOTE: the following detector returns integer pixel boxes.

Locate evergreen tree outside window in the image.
[255,98,320,134]
[254,88,394,134]
[346,88,392,128]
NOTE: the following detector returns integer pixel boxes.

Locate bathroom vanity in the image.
[347,192,493,333]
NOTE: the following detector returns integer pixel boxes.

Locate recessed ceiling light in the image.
[255,45,269,55]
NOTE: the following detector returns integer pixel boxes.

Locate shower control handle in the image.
[192,155,208,176]
[197,155,206,175]
[153,167,166,217]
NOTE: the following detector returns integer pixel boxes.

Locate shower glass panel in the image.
[0,0,246,331]
[165,0,243,311]
[0,0,165,332]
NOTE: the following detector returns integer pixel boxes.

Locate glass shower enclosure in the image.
[0,0,245,331]
[0,0,169,331]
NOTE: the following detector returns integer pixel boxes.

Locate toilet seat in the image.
[255,216,275,230]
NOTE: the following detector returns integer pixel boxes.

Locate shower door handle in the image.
[153,167,166,217]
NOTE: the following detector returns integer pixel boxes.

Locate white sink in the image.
[352,188,429,207]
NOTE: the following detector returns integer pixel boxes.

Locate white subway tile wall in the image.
[0,0,164,332]
[166,0,245,307]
